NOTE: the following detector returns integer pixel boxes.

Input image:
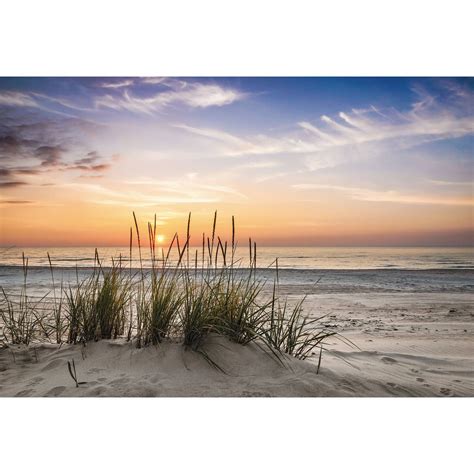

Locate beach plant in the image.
[0,254,44,345]
[94,258,130,339]
[133,213,185,347]
[128,210,338,368]
[0,288,42,345]
[1,211,342,374]
[65,252,131,343]
[135,270,183,347]
[211,269,269,345]
[47,252,66,344]
[180,272,216,350]
[65,274,97,343]
[262,291,336,360]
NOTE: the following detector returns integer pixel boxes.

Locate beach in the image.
[1,264,472,397]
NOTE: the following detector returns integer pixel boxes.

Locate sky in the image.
[0,77,472,247]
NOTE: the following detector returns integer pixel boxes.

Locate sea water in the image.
[0,246,472,297]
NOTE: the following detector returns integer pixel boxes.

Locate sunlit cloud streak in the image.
[176,85,473,166]
[95,81,246,114]
[292,183,474,206]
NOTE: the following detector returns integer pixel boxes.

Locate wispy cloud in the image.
[0,180,28,188]
[428,179,473,187]
[0,91,39,108]
[292,183,474,207]
[175,81,473,167]
[95,81,246,114]
[99,79,134,89]
[0,199,35,205]
[60,175,248,208]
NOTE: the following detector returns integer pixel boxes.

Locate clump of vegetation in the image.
[65,252,131,343]
[210,269,269,345]
[0,211,339,371]
[0,254,45,345]
[135,271,183,347]
[262,293,336,360]
[134,214,183,348]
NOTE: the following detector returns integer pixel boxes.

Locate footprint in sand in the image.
[88,367,104,374]
[45,386,66,396]
[440,387,453,396]
[110,377,130,387]
[381,357,397,364]
[416,377,425,382]
[27,376,45,387]
[15,389,34,397]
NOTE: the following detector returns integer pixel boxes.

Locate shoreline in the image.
[1,265,473,271]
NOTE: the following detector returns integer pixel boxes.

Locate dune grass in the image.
[0,212,338,369]
[65,252,131,343]
[0,253,45,345]
[263,292,336,360]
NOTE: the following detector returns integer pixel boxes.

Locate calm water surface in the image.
[0,246,472,270]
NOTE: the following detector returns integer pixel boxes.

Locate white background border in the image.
[1,1,472,473]
[1,0,473,76]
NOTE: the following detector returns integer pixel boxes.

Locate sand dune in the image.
[1,290,472,397]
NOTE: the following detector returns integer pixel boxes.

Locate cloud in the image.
[0,91,83,117]
[0,91,39,108]
[291,183,474,207]
[254,172,288,183]
[235,160,279,170]
[99,79,134,89]
[0,135,28,153]
[0,113,115,185]
[141,77,168,85]
[174,81,473,166]
[35,145,65,166]
[0,200,34,204]
[30,93,95,113]
[0,180,28,188]
[174,123,251,148]
[65,151,112,174]
[1,78,240,117]
[428,179,473,187]
[95,81,246,114]
[61,175,248,208]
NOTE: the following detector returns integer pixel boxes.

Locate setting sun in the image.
[155,234,165,245]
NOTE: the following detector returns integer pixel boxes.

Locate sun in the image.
[155,234,165,245]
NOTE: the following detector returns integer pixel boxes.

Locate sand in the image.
[0,289,472,397]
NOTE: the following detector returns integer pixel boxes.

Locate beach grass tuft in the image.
[0,253,45,345]
[65,252,131,343]
[0,211,341,370]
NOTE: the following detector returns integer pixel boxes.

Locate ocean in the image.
[0,246,472,297]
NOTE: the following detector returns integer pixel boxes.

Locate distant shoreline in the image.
[1,265,473,272]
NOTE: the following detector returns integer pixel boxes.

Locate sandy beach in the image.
[1,280,472,397]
